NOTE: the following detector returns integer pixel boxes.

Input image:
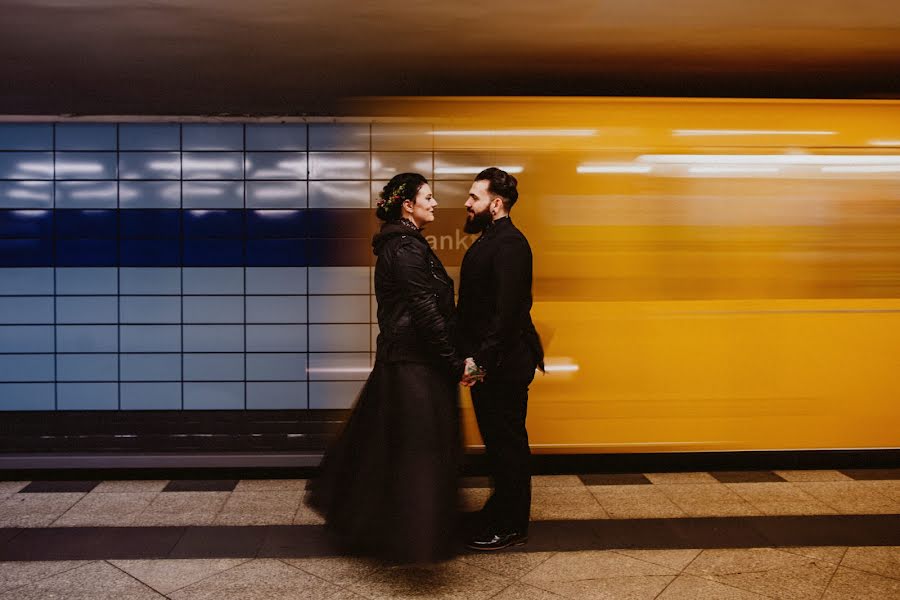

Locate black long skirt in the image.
[305,361,461,564]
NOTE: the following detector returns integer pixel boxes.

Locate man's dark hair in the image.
[475,167,518,210]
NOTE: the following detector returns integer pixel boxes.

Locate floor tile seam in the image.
[112,490,193,527]
[835,556,900,583]
[273,555,353,595]
[609,548,694,575]
[781,481,843,507]
[104,559,170,598]
[544,572,680,583]
[213,490,303,526]
[791,483,885,514]
[816,555,849,600]
[859,480,900,503]
[859,484,900,509]
[526,573,681,599]
[343,564,396,600]
[594,485,689,518]
[201,491,231,525]
[488,580,568,600]
[777,547,846,566]
[648,484,729,517]
[346,560,504,600]
[658,550,719,600]
[504,550,559,581]
[522,550,558,579]
[133,557,256,597]
[51,489,165,527]
[0,558,98,598]
[685,554,841,578]
[685,569,783,599]
[648,572,682,600]
[581,485,613,519]
[36,493,89,528]
[459,549,558,581]
[483,581,517,600]
[723,481,831,515]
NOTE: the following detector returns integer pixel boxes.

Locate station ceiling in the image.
[2,0,900,115]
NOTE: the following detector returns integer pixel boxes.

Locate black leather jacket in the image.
[372,219,465,380]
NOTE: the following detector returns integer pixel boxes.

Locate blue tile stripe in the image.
[0,209,373,267]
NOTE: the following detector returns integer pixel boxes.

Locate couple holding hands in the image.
[307,167,543,564]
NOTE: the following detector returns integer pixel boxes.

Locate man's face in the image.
[464,179,494,234]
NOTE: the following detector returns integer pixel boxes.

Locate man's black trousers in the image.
[471,377,532,534]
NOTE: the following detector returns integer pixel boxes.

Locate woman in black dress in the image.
[306,173,479,564]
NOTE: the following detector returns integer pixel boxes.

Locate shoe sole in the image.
[465,537,528,552]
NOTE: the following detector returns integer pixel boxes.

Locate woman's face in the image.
[405,183,438,228]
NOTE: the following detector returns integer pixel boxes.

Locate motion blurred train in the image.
[359,97,900,454]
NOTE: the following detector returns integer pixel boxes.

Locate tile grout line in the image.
[659,482,764,517]
[104,559,170,598]
[644,548,704,600]
[838,546,900,581]
[149,556,256,597]
[783,481,844,515]
[724,481,790,516]
[787,481,859,515]
[44,491,88,527]
[837,556,900,584]
[857,481,900,508]
[200,488,232,526]
[584,485,613,520]
[816,547,849,600]
[607,547,696,575]
[129,489,165,527]
[0,558,97,597]
[652,548,773,600]
[274,557,364,597]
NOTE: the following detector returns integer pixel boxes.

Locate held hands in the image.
[461,357,486,387]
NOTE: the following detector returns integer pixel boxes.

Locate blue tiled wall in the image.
[0,121,445,411]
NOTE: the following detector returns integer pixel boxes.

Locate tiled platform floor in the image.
[0,470,898,599]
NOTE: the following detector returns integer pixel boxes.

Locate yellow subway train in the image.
[359,97,900,453]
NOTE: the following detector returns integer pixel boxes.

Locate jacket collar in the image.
[480,215,512,240]
[372,219,429,255]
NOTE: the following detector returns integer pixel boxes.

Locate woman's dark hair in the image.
[376,173,428,222]
[475,167,519,209]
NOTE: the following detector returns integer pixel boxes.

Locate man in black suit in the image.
[457,167,543,551]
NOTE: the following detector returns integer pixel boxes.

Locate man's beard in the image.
[464,209,492,234]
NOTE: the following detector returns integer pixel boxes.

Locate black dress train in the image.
[305,219,466,564]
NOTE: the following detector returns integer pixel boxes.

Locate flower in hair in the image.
[377,183,406,212]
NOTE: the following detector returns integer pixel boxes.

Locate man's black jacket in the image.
[372,219,465,380]
[457,216,543,382]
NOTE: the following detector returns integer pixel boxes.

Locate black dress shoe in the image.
[465,531,528,551]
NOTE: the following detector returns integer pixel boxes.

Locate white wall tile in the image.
[309,381,365,409]
[246,267,306,294]
[308,324,370,352]
[184,382,244,409]
[0,383,54,410]
[247,382,307,409]
[121,382,181,410]
[246,353,307,381]
[246,324,307,352]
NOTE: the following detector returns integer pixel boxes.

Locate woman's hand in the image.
[461,357,486,387]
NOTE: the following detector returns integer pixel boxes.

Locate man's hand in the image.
[461,357,486,387]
